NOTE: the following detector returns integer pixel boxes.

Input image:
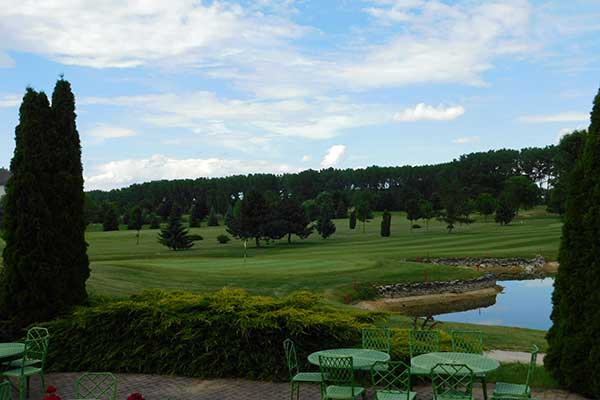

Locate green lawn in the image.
[0,207,561,350]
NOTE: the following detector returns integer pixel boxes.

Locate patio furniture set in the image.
[284,328,540,400]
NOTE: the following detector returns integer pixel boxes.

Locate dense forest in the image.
[82,130,585,224]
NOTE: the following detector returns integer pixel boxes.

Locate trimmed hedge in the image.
[41,289,386,380]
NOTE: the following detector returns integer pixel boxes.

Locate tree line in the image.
[79,131,586,235]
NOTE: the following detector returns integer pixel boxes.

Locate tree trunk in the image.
[255,237,261,247]
[287,233,292,244]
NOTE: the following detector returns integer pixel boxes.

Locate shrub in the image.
[41,289,385,380]
[412,224,421,229]
[346,282,379,303]
[216,234,230,244]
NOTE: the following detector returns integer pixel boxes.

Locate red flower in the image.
[42,394,61,400]
[46,386,57,394]
[127,393,145,400]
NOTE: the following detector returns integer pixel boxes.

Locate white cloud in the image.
[320,145,346,169]
[0,1,304,69]
[518,112,589,123]
[0,94,20,107]
[394,103,465,122]
[86,125,137,140]
[81,92,384,140]
[301,155,312,162]
[84,154,298,190]
[341,0,533,88]
[452,136,480,144]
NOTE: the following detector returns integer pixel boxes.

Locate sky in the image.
[0,0,599,191]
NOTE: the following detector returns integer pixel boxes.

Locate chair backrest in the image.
[451,330,483,354]
[431,363,474,400]
[22,334,50,370]
[283,339,299,379]
[319,355,358,396]
[371,361,411,399]
[525,344,539,387]
[75,372,118,400]
[0,381,11,400]
[409,330,440,358]
[362,328,392,353]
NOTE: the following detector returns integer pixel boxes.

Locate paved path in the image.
[6,373,590,400]
[485,350,545,365]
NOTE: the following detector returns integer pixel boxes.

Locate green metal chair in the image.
[1,333,50,400]
[371,360,416,400]
[75,372,117,400]
[491,345,539,399]
[3,327,50,368]
[431,363,474,400]
[362,328,392,353]
[0,381,12,400]
[409,330,440,376]
[319,355,365,400]
[451,331,483,354]
[283,339,323,400]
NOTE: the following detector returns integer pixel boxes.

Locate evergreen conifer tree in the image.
[349,209,357,229]
[495,192,517,225]
[380,210,391,237]
[207,206,219,226]
[102,205,119,231]
[158,210,194,251]
[316,203,336,239]
[546,88,600,397]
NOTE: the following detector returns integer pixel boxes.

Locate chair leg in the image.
[26,376,30,399]
[481,376,488,400]
[290,382,296,400]
[19,378,25,400]
[40,373,45,394]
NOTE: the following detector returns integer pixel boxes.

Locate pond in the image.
[436,277,555,330]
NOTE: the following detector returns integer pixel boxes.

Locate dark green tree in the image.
[226,190,270,247]
[302,199,319,221]
[1,81,89,326]
[207,206,219,226]
[405,198,422,231]
[316,202,336,239]
[437,187,473,233]
[354,192,373,233]
[546,88,600,397]
[504,175,540,214]
[419,200,434,231]
[128,206,143,244]
[380,210,391,237]
[349,209,357,229]
[476,192,497,222]
[188,201,205,227]
[279,197,313,243]
[158,210,194,251]
[495,192,517,225]
[335,199,348,218]
[102,204,119,231]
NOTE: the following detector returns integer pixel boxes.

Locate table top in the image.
[411,352,500,375]
[308,348,390,370]
[0,343,25,359]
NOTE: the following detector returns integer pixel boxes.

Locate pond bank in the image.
[417,256,558,279]
[358,285,502,316]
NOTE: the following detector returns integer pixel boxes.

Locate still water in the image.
[436,278,554,330]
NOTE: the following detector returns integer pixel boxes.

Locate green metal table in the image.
[0,343,24,360]
[308,348,390,370]
[411,352,499,400]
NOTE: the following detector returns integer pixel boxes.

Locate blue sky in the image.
[0,0,599,190]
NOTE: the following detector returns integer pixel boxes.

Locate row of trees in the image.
[85,143,580,220]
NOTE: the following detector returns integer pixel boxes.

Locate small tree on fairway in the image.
[419,200,434,231]
[207,206,219,226]
[158,210,194,251]
[316,203,336,239]
[354,192,373,233]
[188,201,205,227]
[335,199,348,218]
[476,192,497,222]
[102,204,119,231]
[349,209,357,229]
[279,197,313,243]
[226,190,270,247]
[405,198,422,231]
[128,206,143,244]
[546,88,600,397]
[503,175,540,215]
[380,210,391,237]
[495,192,517,225]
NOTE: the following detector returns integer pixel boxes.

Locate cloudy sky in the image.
[0,0,598,190]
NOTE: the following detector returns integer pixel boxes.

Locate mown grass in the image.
[0,207,561,350]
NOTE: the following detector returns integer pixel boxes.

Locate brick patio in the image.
[8,373,591,400]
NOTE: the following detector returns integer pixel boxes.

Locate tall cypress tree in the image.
[546,87,600,397]
[380,210,391,237]
[50,79,89,308]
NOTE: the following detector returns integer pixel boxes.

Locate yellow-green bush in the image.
[390,328,452,361]
[41,289,385,380]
